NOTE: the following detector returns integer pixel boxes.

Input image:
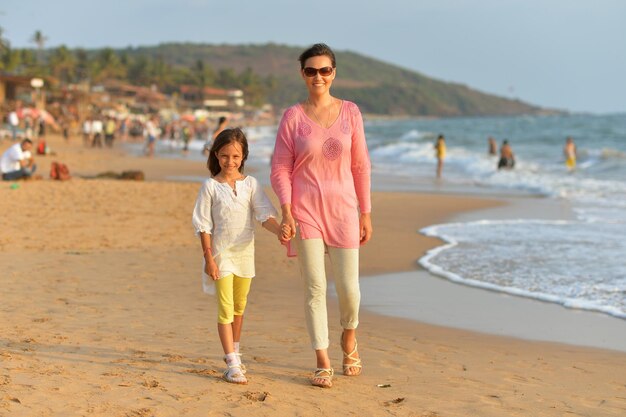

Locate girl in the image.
[192,127,289,385]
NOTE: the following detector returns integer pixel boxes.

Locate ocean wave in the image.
[419,219,626,320]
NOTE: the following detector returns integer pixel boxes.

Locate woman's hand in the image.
[204,256,220,281]
[359,213,372,245]
[280,204,297,243]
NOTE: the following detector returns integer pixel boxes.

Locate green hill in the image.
[122,42,547,117]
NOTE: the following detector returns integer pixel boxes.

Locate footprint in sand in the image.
[127,408,154,417]
[162,354,185,362]
[32,318,51,323]
[244,391,270,402]
[141,379,160,388]
[185,368,219,377]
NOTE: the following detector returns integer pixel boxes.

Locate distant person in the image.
[82,117,92,147]
[192,128,289,385]
[181,122,193,155]
[119,117,129,142]
[488,136,497,156]
[563,136,577,171]
[61,118,70,141]
[8,109,19,140]
[498,140,515,170]
[91,117,104,148]
[24,116,34,140]
[144,115,159,157]
[104,117,117,148]
[203,116,228,156]
[37,116,46,139]
[1,139,36,180]
[434,134,446,178]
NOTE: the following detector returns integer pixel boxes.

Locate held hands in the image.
[279,212,297,244]
[279,224,293,243]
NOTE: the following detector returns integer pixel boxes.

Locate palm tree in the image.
[93,48,125,82]
[48,45,77,83]
[0,25,10,70]
[30,30,48,63]
[0,26,9,55]
[2,49,22,73]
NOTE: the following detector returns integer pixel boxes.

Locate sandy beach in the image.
[1,134,625,417]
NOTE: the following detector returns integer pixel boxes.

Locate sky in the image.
[1,0,625,114]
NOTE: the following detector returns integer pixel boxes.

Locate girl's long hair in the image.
[207,127,249,176]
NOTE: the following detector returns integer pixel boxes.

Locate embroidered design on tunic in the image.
[297,122,312,138]
[322,137,343,161]
[284,107,296,120]
[340,119,351,135]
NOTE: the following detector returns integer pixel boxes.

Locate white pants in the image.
[295,236,360,350]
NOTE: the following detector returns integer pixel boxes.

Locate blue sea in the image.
[152,112,626,320]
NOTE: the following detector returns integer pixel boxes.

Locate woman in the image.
[270,43,372,388]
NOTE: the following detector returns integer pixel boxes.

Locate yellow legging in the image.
[215,274,252,324]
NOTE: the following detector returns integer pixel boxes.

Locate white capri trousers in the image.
[295,235,360,350]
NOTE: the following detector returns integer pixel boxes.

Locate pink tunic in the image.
[271,100,371,255]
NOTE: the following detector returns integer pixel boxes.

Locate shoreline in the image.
[358,193,626,352]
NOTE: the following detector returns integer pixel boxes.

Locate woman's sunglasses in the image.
[303,66,334,77]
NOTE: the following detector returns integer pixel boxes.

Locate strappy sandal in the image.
[224,353,247,374]
[341,333,362,376]
[237,353,247,374]
[223,363,248,385]
[311,368,334,388]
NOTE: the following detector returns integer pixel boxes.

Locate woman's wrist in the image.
[281,203,292,217]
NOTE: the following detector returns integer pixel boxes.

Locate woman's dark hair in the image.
[207,127,249,176]
[298,43,336,69]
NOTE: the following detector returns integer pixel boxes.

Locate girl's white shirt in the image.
[192,175,278,294]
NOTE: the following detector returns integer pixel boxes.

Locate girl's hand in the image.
[359,213,372,245]
[280,224,293,243]
[280,214,297,242]
[204,257,220,281]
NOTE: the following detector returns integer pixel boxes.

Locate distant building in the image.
[0,74,43,108]
[179,85,245,112]
[99,80,170,113]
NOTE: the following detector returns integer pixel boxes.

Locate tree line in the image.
[0,28,277,107]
